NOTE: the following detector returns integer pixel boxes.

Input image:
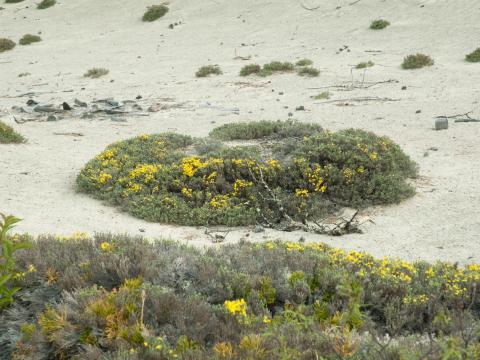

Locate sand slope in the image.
[1,0,479,263]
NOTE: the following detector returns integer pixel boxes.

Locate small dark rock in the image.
[253,225,264,233]
[401,86,407,90]
[136,95,142,100]
[415,109,421,114]
[26,99,38,106]
[46,115,57,122]
[296,106,305,111]
[288,112,293,117]
[62,102,72,111]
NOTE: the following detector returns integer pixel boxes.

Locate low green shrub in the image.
[313,91,330,100]
[402,53,434,69]
[142,4,169,22]
[0,38,15,53]
[296,58,313,66]
[1,235,480,359]
[355,61,374,69]
[195,65,222,77]
[5,0,25,3]
[37,0,55,9]
[239,64,261,76]
[76,121,417,227]
[465,48,480,63]
[0,121,25,144]
[297,67,320,77]
[369,19,390,30]
[83,67,109,78]
[262,61,294,73]
[19,34,41,46]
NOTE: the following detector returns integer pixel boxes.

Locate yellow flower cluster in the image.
[295,189,309,198]
[181,157,208,177]
[210,194,230,209]
[233,179,253,195]
[181,187,193,198]
[342,168,355,182]
[403,294,428,305]
[97,172,112,185]
[129,164,159,184]
[100,242,113,251]
[305,164,327,193]
[224,299,247,317]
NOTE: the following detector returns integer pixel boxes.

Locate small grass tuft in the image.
[0,38,15,53]
[142,4,169,22]
[262,61,295,73]
[296,58,313,66]
[239,64,261,76]
[83,68,109,79]
[297,67,320,77]
[195,65,222,78]
[37,0,56,9]
[355,61,374,69]
[465,48,480,63]
[0,120,26,144]
[370,19,390,30]
[19,34,42,46]
[313,91,330,100]
[401,53,434,69]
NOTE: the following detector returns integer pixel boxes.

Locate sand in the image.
[1,0,479,263]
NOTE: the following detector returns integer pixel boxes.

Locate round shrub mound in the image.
[1,235,480,358]
[77,121,417,227]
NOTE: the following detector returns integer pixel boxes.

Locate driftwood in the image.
[435,111,480,123]
[308,79,398,91]
[315,96,400,105]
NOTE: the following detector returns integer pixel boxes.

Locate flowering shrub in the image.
[1,234,480,358]
[77,121,417,228]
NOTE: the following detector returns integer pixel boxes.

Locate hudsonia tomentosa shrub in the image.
[37,0,55,9]
[76,121,417,227]
[402,53,434,69]
[0,38,15,53]
[0,120,25,144]
[83,67,109,78]
[296,58,313,66]
[1,234,480,358]
[19,34,41,46]
[370,19,390,30]
[142,4,169,22]
[465,48,480,63]
[297,67,320,77]
[195,65,222,77]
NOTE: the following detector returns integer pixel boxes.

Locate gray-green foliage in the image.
[37,0,55,9]
[402,53,434,69]
[195,65,222,77]
[142,4,169,22]
[83,67,109,78]
[0,121,25,144]
[466,48,480,63]
[370,19,390,30]
[0,38,15,53]
[19,34,41,46]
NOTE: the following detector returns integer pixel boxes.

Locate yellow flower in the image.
[224,299,247,317]
[155,344,162,350]
[233,179,253,195]
[425,267,435,278]
[129,164,159,184]
[210,195,230,209]
[295,189,309,198]
[262,315,271,324]
[181,187,193,198]
[100,242,112,251]
[139,134,150,141]
[267,159,280,169]
[369,152,378,161]
[143,341,149,347]
[356,166,365,174]
[97,172,112,185]
[181,157,208,177]
[28,264,37,273]
[286,242,304,252]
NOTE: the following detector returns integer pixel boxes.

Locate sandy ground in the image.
[1,0,479,263]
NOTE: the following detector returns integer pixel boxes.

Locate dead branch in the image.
[435,111,480,123]
[300,2,320,11]
[315,96,401,105]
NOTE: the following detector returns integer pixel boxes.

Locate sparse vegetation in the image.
[5,0,25,3]
[195,65,222,78]
[77,121,417,228]
[239,64,261,76]
[355,61,374,69]
[297,67,320,77]
[0,121,25,144]
[370,19,390,30]
[296,58,313,66]
[83,67,109,78]
[402,53,434,69]
[262,61,295,73]
[1,232,480,359]
[0,38,15,53]
[465,48,480,63]
[19,34,41,46]
[37,0,55,9]
[142,4,169,22]
[313,91,331,100]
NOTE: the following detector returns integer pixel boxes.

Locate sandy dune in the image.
[1,0,479,263]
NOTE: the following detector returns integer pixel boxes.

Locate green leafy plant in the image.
[370,19,390,30]
[19,34,42,46]
[0,38,15,53]
[402,53,434,69]
[83,67,109,78]
[76,121,417,227]
[195,65,222,78]
[0,214,30,309]
[37,0,56,9]
[296,59,313,66]
[142,4,169,22]
[355,61,374,69]
[465,48,480,63]
[297,67,320,77]
[0,120,25,144]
